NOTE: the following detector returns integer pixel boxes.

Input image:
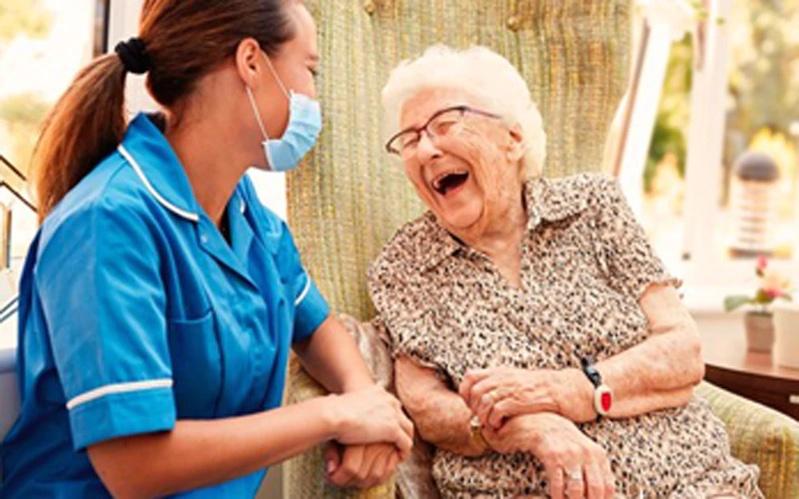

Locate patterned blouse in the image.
[368,174,762,498]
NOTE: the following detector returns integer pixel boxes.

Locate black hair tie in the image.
[115,37,151,75]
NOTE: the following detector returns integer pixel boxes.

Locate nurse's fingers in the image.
[324,443,342,477]
[398,407,414,440]
[363,447,394,488]
[329,445,366,488]
[373,452,399,488]
[385,452,400,478]
[392,424,413,460]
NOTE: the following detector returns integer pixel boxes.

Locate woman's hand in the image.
[324,385,414,459]
[483,413,615,499]
[460,367,595,428]
[324,442,400,489]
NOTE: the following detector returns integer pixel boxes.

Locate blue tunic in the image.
[1,113,330,497]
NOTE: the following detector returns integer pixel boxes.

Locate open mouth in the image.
[432,171,469,196]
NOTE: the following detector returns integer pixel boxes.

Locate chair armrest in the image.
[696,381,799,498]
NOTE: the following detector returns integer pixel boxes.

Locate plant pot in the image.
[774,304,799,369]
[744,311,775,353]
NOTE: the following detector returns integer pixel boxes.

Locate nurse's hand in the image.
[325,385,414,458]
[324,442,400,488]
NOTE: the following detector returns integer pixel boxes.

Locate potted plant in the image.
[724,256,793,352]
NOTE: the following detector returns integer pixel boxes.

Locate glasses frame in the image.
[384,105,502,155]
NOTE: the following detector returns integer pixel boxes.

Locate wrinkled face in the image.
[397,88,525,235]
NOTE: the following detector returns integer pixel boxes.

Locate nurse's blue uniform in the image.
[1,113,330,497]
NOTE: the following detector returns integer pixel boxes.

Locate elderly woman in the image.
[367,45,762,499]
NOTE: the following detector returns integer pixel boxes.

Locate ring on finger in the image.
[566,467,583,481]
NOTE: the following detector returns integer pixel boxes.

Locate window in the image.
[0,0,108,337]
[626,0,799,303]
[719,0,798,261]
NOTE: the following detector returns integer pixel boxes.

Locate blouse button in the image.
[363,0,377,15]
[507,15,521,31]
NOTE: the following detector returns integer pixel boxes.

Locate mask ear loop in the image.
[261,52,291,99]
[245,86,270,141]
[245,85,277,170]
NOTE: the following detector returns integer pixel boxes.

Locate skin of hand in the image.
[482,413,615,499]
[324,442,400,489]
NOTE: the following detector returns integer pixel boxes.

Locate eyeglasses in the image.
[385,105,502,156]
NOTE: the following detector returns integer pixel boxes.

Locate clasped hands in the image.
[459,367,616,499]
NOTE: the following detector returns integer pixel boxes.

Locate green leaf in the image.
[724,295,753,311]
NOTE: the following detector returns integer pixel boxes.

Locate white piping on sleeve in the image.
[294,273,312,306]
[66,378,173,411]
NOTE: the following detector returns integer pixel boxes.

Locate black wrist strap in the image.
[580,356,603,387]
[580,356,603,421]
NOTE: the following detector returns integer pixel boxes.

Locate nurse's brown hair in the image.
[31,0,297,222]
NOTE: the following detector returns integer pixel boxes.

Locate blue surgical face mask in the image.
[246,53,322,172]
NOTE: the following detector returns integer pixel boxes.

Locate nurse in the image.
[1,0,413,497]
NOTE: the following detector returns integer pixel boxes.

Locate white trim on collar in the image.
[118,145,200,223]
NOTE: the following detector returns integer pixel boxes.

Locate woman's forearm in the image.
[560,285,704,421]
[611,385,695,417]
[560,367,695,422]
[293,315,375,393]
[395,356,487,457]
[88,396,337,498]
[602,284,703,396]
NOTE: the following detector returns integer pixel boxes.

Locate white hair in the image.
[381,45,547,176]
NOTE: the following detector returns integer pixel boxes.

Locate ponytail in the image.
[32,0,296,222]
[32,54,127,222]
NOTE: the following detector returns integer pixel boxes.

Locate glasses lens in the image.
[388,131,419,154]
[428,108,464,137]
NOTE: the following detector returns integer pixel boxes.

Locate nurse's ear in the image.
[235,37,265,90]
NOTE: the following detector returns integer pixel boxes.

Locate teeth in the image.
[432,170,467,191]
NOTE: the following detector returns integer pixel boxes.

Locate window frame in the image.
[620,0,798,308]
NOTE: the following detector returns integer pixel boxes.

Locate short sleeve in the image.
[276,222,330,343]
[35,201,175,450]
[592,176,682,299]
[367,256,442,371]
[377,310,443,371]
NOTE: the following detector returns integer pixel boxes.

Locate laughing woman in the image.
[368,45,763,499]
[1,1,412,496]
